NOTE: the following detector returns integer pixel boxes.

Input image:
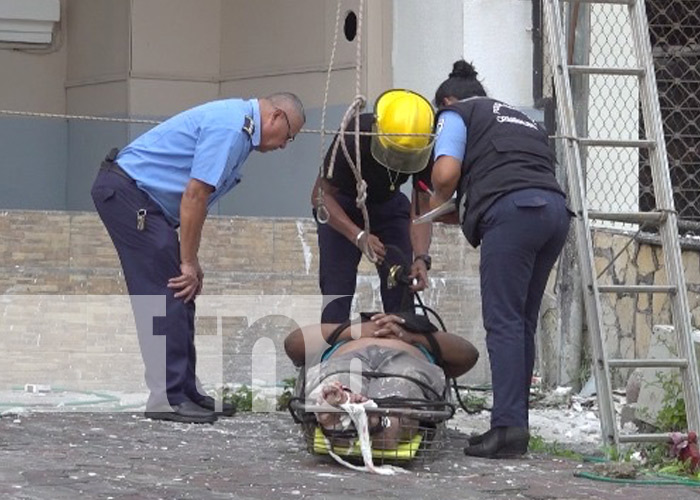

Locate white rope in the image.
[311,0,376,264]
[0,109,161,125]
[354,1,364,104]
[322,0,375,262]
[314,0,344,225]
[319,0,343,166]
[324,401,408,476]
[0,110,433,138]
[345,0,377,263]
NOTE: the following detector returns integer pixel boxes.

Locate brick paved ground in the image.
[1,412,698,500]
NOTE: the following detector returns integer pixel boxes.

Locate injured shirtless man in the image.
[284,312,479,449]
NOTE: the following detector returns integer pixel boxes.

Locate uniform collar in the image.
[250,99,261,147]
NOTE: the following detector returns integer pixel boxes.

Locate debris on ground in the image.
[592,462,638,479]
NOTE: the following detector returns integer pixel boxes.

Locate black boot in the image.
[463,426,529,458]
[467,430,488,446]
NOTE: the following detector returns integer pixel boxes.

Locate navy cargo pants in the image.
[476,188,571,429]
[91,162,199,408]
[317,191,412,323]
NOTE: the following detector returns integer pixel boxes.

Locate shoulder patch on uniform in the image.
[435,117,445,136]
[242,115,255,138]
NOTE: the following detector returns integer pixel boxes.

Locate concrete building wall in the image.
[392,0,465,103]
[63,0,131,212]
[0,0,68,210]
[392,0,535,108]
[0,0,392,216]
[462,0,534,107]
[0,0,543,214]
[65,0,130,86]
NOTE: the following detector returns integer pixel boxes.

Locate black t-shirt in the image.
[323,113,432,204]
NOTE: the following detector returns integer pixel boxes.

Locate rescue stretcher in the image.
[287,365,456,465]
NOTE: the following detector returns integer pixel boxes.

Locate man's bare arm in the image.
[167,178,214,302]
[371,313,479,378]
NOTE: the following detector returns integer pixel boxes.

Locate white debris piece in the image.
[24,384,51,393]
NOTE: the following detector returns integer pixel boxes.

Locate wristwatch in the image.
[414,254,432,271]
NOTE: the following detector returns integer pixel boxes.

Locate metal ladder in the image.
[543,0,700,446]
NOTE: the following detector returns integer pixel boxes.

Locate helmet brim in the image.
[370,123,434,174]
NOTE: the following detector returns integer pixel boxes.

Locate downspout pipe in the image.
[532,0,544,106]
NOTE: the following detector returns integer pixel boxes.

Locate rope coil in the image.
[313,0,376,263]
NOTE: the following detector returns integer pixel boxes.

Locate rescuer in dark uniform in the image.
[312,89,436,324]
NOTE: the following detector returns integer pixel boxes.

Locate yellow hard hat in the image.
[371,89,436,173]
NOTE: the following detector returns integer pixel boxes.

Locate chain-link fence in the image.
[540,0,699,229]
[644,0,700,224]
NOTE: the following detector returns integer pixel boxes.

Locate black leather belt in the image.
[101,160,133,182]
[100,148,133,181]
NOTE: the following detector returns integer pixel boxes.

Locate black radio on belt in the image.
[105,147,120,163]
[100,148,132,183]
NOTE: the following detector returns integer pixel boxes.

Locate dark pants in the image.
[91,165,199,408]
[317,192,412,323]
[477,188,571,428]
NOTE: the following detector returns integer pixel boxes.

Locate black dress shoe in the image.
[194,395,236,417]
[467,427,512,446]
[145,400,218,424]
[464,426,529,459]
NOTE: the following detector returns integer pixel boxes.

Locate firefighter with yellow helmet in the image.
[312,89,436,323]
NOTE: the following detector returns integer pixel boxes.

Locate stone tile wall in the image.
[0,211,486,393]
[592,229,700,386]
[3,212,698,394]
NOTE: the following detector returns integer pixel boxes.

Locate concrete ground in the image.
[1,411,698,500]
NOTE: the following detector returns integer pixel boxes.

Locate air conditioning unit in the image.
[0,0,60,44]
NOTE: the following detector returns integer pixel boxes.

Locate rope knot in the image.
[355,180,368,206]
[353,95,367,111]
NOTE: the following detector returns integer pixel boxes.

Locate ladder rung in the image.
[597,285,676,294]
[579,138,656,148]
[618,434,673,444]
[607,358,688,369]
[569,65,645,77]
[588,210,667,225]
[545,0,700,445]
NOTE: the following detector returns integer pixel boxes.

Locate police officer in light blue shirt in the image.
[91,93,305,424]
[429,61,571,459]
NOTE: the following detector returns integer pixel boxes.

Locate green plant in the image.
[528,433,584,461]
[603,443,636,463]
[221,385,253,412]
[600,370,695,478]
[659,457,700,481]
[276,377,296,411]
[655,371,687,432]
[459,392,487,414]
